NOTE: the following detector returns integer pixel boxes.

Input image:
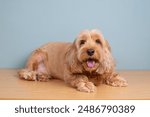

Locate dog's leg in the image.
[104,72,128,87]
[18,48,50,82]
[64,74,95,93]
[89,76,103,86]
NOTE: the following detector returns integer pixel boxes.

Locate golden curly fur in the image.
[18,29,127,92]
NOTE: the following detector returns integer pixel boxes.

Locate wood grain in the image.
[0,69,150,99]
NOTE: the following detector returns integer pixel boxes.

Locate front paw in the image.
[106,77,128,87]
[76,82,96,93]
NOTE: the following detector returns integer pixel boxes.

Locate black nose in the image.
[87,49,95,56]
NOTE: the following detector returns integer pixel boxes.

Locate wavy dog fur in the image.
[18,29,127,92]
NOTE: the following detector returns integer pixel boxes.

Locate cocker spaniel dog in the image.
[18,29,127,92]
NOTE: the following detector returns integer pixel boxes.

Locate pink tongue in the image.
[87,60,95,68]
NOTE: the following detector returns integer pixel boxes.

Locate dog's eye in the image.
[95,39,101,45]
[80,40,86,45]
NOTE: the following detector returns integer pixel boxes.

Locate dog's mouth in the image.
[86,58,98,68]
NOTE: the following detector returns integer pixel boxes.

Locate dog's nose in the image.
[87,49,95,56]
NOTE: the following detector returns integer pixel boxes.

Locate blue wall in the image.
[0,0,150,69]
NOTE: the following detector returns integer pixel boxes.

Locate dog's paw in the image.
[18,69,37,81]
[37,73,49,82]
[106,76,128,87]
[77,82,96,93]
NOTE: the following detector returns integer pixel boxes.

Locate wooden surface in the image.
[0,69,150,100]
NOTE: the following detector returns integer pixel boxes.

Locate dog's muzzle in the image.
[87,49,95,56]
[86,58,99,68]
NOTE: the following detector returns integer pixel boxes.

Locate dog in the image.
[18,29,127,92]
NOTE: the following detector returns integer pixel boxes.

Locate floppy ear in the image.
[65,41,83,74]
[97,40,115,74]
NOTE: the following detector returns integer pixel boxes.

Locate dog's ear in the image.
[97,40,115,74]
[65,40,83,74]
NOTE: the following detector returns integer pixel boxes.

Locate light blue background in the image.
[0,0,150,69]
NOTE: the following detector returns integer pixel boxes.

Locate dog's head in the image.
[66,29,114,74]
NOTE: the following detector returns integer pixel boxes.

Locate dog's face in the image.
[75,30,106,73]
